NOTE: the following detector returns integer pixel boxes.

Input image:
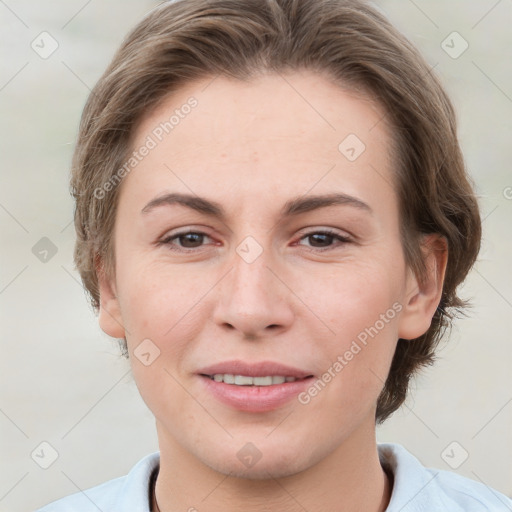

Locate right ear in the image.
[95,255,126,339]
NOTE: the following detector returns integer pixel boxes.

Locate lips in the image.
[197,360,315,380]
[197,360,315,412]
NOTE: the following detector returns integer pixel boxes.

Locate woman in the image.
[36,0,511,510]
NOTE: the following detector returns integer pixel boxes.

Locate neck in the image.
[153,422,391,512]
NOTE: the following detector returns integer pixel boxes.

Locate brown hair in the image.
[71,0,481,423]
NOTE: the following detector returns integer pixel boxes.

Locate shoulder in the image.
[379,442,512,511]
[34,451,160,512]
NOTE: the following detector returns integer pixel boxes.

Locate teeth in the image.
[254,376,272,386]
[234,375,253,385]
[223,374,235,384]
[210,374,297,386]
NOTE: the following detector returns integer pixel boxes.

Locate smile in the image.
[205,374,303,385]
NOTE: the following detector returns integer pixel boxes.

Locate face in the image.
[98,70,439,479]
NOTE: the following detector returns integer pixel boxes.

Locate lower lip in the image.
[199,375,315,412]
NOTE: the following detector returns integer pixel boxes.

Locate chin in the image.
[206,454,308,480]
[197,438,321,481]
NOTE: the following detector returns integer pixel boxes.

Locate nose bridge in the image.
[232,241,273,297]
[212,235,294,336]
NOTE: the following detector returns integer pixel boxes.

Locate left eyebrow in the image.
[281,192,373,216]
[140,192,373,219]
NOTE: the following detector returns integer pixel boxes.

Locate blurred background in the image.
[0,1,511,510]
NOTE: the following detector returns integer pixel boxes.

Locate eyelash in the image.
[159,229,352,253]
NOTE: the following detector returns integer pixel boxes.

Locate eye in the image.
[297,229,352,251]
[159,228,352,253]
[160,230,214,252]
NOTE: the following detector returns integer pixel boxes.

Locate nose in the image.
[212,242,295,340]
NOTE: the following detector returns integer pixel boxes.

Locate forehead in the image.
[122,70,395,217]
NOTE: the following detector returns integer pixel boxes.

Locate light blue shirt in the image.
[35,443,512,511]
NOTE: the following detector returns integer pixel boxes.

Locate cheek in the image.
[114,261,210,404]
[297,262,402,405]
[121,265,200,414]
[299,258,404,334]
[116,257,206,336]
[300,315,399,429]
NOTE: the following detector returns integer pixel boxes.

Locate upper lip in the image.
[198,360,314,379]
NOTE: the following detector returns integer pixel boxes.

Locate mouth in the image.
[197,360,315,381]
[196,361,316,412]
[200,373,314,386]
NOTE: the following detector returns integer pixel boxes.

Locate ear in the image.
[95,255,126,339]
[398,234,448,340]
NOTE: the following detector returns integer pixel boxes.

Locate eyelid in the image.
[159,225,214,240]
[296,226,353,239]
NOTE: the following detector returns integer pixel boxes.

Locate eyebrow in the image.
[141,192,372,219]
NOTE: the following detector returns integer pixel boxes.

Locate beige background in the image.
[1,1,511,510]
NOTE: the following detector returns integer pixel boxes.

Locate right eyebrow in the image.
[141,193,224,218]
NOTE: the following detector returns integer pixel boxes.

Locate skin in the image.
[97,70,447,512]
